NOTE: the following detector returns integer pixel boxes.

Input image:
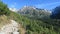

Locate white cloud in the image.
[9,8,17,12]
[9,2,18,12]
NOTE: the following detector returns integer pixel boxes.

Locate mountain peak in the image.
[23,6,36,9]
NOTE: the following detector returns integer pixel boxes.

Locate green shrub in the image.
[0,1,10,15]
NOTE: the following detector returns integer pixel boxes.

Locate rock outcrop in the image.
[0,20,20,34]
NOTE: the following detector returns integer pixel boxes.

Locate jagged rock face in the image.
[0,20,20,34]
[18,6,36,15]
[18,6,51,19]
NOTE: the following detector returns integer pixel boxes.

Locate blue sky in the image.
[1,0,60,10]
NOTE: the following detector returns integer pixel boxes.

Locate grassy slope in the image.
[0,12,26,34]
[0,11,60,34]
[7,11,58,34]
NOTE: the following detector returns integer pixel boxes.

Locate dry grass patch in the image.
[0,15,11,30]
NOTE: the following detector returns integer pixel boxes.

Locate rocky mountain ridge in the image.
[18,6,51,19]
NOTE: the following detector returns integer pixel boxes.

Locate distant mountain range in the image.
[18,6,52,20]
